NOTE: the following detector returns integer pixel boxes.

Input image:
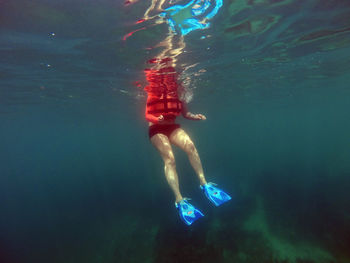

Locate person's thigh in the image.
[169,128,194,152]
[150,133,175,161]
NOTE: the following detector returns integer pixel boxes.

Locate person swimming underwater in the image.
[144,57,231,225]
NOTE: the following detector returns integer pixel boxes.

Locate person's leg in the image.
[151,133,183,203]
[169,128,207,186]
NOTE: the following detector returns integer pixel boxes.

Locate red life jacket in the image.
[144,66,182,120]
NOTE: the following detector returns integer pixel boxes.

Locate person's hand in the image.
[158,115,164,122]
[196,114,206,120]
[192,113,206,120]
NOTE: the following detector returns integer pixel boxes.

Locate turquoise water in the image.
[1,0,350,262]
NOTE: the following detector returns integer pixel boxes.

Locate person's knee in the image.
[185,140,196,154]
[164,153,176,167]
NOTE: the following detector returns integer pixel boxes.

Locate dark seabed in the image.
[1,0,350,262]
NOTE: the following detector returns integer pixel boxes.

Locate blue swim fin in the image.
[200,182,231,206]
[175,199,204,225]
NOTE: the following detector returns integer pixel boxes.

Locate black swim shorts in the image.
[148,124,181,139]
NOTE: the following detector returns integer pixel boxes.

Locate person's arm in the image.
[145,109,161,123]
[145,94,164,123]
[182,101,206,121]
